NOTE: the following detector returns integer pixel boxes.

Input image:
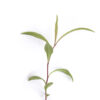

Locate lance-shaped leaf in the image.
[44,43,53,61]
[44,82,53,90]
[49,68,73,81]
[28,76,45,83]
[55,15,58,43]
[22,32,48,43]
[56,27,94,44]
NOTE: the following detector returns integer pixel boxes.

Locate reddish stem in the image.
[46,62,49,83]
[45,61,49,100]
[45,42,56,100]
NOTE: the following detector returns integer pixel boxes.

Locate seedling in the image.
[22,16,94,100]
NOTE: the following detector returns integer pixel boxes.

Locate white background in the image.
[0,0,100,100]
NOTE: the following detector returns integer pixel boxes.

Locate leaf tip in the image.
[56,15,58,19]
[72,77,74,82]
[91,30,95,32]
[70,74,74,82]
[21,32,26,35]
[28,77,31,81]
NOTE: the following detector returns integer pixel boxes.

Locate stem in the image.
[45,43,56,100]
[53,43,56,49]
[45,61,49,100]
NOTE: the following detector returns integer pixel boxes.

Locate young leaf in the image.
[49,68,73,81]
[55,15,58,43]
[46,93,50,97]
[56,27,94,44]
[44,82,53,90]
[28,76,45,83]
[44,43,53,61]
[22,32,48,43]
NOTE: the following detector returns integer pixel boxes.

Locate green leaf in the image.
[55,15,58,42]
[46,93,50,97]
[44,43,53,61]
[44,82,53,90]
[28,76,45,83]
[22,32,48,43]
[56,27,94,44]
[49,68,73,81]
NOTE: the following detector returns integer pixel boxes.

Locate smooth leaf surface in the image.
[22,32,48,43]
[56,27,94,44]
[44,82,53,90]
[28,76,45,83]
[44,43,53,61]
[49,68,73,81]
[55,15,58,42]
